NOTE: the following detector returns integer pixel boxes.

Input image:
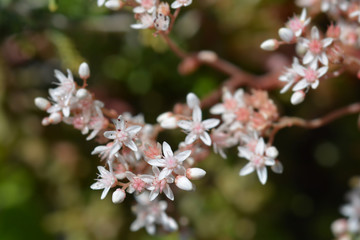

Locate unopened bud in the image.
[186,168,206,180]
[291,91,305,105]
[49,112,62,124]
[175,176,193,191]
[331,218,348,236]
[157,112,177,129]
[157,2,170,16]
[78,62,90,79]
[34,97,51,111]
[260,39,279,51]
[186,93,200,109]
[198,50,218,63]
[266,146,278,158]
[41,117,50,126]
[164,217,178,232]
[112,188,126,204]
[178,57,199,75]
[278,28,294,43]
[76,88,89,100]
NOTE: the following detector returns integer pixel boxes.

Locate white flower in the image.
[131,14,154,29]
[350,10,360,24]
[238,138,277,185]
[147,166,174,201]
[126,171,154,194]
[286,8,311,37]
[300,26,333,67]
[148,141,191,180]
[103,115,142,158]
[130,192,178,235]
[90,166,117,199]
[279,58,300,94]
[292,61,328,91]
[178,106,220,146]
[171,0,192,9]
[133,0,156,14]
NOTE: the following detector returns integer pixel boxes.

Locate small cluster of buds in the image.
[97,0,193,32]
[332,179,360,240]
[34,63,108,140]
[261,3,360,105]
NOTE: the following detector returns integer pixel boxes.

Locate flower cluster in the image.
[35,63,107,140]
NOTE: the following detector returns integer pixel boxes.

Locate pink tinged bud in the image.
[42,117,50,126]
[175,176,193,191]
[186,168,206,180]
[291,91,305,105]
[105,0,123,10]
[34,97,51,111]
[266,146,278,158]
[78,62,90,79]
[76,88,89,100]
[49,112,62,124]
[278,28,293,43]
[331,218,348,236]
[260,39,279,51]
[112,188,126,204]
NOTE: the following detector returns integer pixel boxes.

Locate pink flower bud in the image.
[76,89,89,100]
[260,39,279,51]
[278,28,294,43]
[266,146,278,158]
[186,168,206,180]
[78,62,90,79]
[34,97,51,111]
[175,176,193,191]
[291,91,305,105]
[112,188,126,204]
[41,117,50,126]
[49,112,62,124]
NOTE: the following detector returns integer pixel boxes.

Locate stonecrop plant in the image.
[34,0,360,238]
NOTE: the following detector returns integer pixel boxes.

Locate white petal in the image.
[265,157,275,166]
[148,159,166,167]
[200,132,212,146]
[91,182,104,190]
[146,224,156,235]
[311,80,319,89]
[162,141,173,158]
[91,146,107,155]
[238,147,252,160]
[149,190,159,201]
[292,79,308,91]
[125,140,138,152]
[210,104,225,114]
[130,219,143,232]
[97,0,106,6]
[318,52,328,66]
[175,150,191,162]
[177,120,192,131]
[257,167,268,185]
[101,187,110,199]
[202,118,220,130]
[239,163,255,176]
[185,133,197,145]
[152,166,160,176]
[303,51,314,65]
[293,62,305,76]
[311,26,320,39]
[104,131,116,139]
[171,1,182,8]
[109,143,121,157]
[175,176,192,191]
[159,168,173,180]
[164,184,174,201]
[300,8,307,21]
[322,38,333,48]
[192,106,202,122]
[280,81,294,94]
[317,66,328,77]
[186,92,199,108]
[255,138,266,155]
[133,6,145,13]
[126,125,142,136]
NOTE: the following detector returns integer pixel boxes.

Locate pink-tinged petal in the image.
[210,104,225,114]
[202,118,220,130]
[110,142,121,157]
[257,166,268,185]
[175,150,191,162]
[239,162,255,176]
[317,66,328,77]
[101,187,110,199]
[125,140,138,152]
[162,141,173,158]
[322,38,333,48]
[200,132,212,146]
[292,79,308,91]
[104,131,116,139]
[177,120,192,131]
[238,147,252,160]
[159,168,173,180]
[311,26,320,39]
[311,80,319,89]
[149,190,159,201]
[126,125,142,136]
[148,159,166,167]
[164,184,174,200]
[91,182,104,190]
[185,133,197,145]
[152,166,160,176]
[319,52,328,66]
[255,138,266,155]
[303,51,314,65]
[192,106,202,122]
[171,1,182,8]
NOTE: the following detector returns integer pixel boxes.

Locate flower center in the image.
[304,68,317,83]
[142,0,153,9]
[251,155,264,167]
[288,18,303,33]
[116,130,128,141]
[193,122,204,135]
[165,156,177,169]
[235,107,250,122]
[224,98,237,110]
[133,178,146,192]
[309,39,322,54]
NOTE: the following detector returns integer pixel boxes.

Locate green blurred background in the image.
[1,0,360,239]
